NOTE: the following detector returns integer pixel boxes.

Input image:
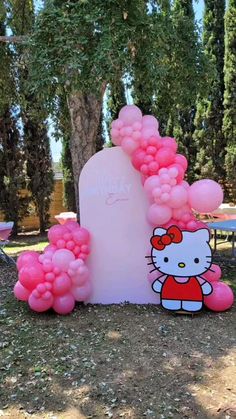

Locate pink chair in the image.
[0,222,15,265]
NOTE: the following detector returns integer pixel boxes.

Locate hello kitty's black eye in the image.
[194,258,200,263]
[164,257,169,262]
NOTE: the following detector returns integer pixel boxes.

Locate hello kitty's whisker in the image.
[147,262,155,266]
[149,268,158,273]
[145,255,156,258]
[206,267,215,272]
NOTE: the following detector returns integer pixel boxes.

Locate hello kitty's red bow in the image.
[151,226,183,250]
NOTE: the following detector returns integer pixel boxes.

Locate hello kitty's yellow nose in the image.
[178,262,186,268]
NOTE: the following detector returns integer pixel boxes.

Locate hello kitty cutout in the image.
[149,226,213,312]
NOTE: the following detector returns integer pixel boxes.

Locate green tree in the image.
[223,0,236,201]
[194,0,226,181]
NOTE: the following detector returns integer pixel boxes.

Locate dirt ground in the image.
[0,258,236,419]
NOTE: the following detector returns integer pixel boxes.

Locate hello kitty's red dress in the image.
[161,276,203,301]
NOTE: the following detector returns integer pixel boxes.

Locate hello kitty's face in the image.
[151,227,212,277]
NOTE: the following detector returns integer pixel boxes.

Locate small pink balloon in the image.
[155,147,175,168]
[48,225,68,245]
[64,221,80,231]
[111,119,123,129]
[56,239,66,249]
[28,292,53,312]
[52,273,71,295]
[162,137,178,153]
[168,163,185,183]
[144,176,161,200]
[173,204,191,220]
[142,115,159,129]
[19,263,45,291]
[133,121,142,130]
[188,179,224,213]
[44,244,57,253]
[53,293,75,315]
[17,251,39,271]
[186,220,198,231]
[52,249,75,272]
[119,105,142,126]
[141,127,158,140]
[204,282,234,312]
[71,281,92,302]
[122,137,138,155]
[131,149,146,171]
[203,264,222,282]
[66,240,75,250]
[168,185,188,209]
[132,131,141,141]
[14,281,30,301]
[175,154,188,171]
[147,204,172,226]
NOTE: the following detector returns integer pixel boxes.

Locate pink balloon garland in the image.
[14,221,91,314]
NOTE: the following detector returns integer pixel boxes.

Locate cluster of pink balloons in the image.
[203,264,234,311]
[14,221,91,314]
[111,105,223,230]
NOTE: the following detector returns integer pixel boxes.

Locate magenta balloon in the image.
[72,228,90,246]
[188,179,224,213]
[175,154,188,171]
[71,281,92,302]
[14,281,30,301]
[52,273,71,296]
[168,185,188,209]
[52,249,75,272]
[204,282,234,312]
[155,147,175,168]
[19,263,45,291]
[53,293,75,315]
[203,264,222,282]
[48,225,68,245]
[162,137,178,153]
[142,115,159,130]
[29,292,54,312]
[118,105,142,126]
[64,221,79,231]
[121,137,139,155]
[147,204,172,226]
[17,251,39,271]
[131,149,146,171]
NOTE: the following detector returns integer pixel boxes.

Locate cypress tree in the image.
[194,0,226,180]
[223,0,236,201]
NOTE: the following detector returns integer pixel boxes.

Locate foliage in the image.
[223,0,236,200]
[194,0,226,181]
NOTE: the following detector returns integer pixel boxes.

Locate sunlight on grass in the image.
[5,241,48,256]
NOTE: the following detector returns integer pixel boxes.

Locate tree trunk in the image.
[67,90,105,218]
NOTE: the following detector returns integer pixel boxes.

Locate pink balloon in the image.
[147,204,172,226]
[111,119,123,130]
[142,115,159,130]
[29,292,54,312]
[71,281,92,302]
[48,225,68,245]
[44,244,57,253]
[17,251,39,271]
[141,127,158,140]
[121,137,138,155]
[168,185,188,209]
[52,249,75,272]
[132,130,141,141]
[188,179,224,213]
[168,164,185,183]
[72,228,90,245]
[19,263,45,291]
[52,273,71,295]
[53,293,75,315]
[204,282,234,312]
[155,147,175,168]
[131,149,146,171]
[173,204,191,220]
[14,281,30,301]
[64,221,80,231]
[175,154,188,171]
[119,105,142,126]
[144,176,160,200]
[203,264,222,282]
[162,137,178,153]
[186,220,198,231]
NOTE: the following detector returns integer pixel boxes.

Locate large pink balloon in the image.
[48,225,68,245]
[188,179,223,213]
[71,281,92,302]
[142,115,159,130]
[175,154,188,171]
[147,204,172,226]
[72,228,90,246]
[17,251,39,271]
[204,282,234,312]
[52,249,75,272]
[203,264,222,282]
[19,263,45,291]
[155,148,175,168]
[29,292,54,312]
[53,293,75,315]
[14,281,30,301]
[162,137,178,153]
[119,105,142,126]
[52,273,71,295]
[168,185,188,209]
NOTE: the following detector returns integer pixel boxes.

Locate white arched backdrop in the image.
[79,147,159,304]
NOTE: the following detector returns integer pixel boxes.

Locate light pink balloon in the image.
[162,137,178,153]
[71,281,92,302]
[14,281,30,301]
[52,249,75,272]
[119,105,142,126]
[168,185,188,209]
[155,147,175,168]
[173,204,191,220]
[175,154,188,171]
[17,251,39,271]
[121,137,139,155]
[204,282,234,312]
[111,119,123,130]
[203,264,222,282]
[28,292,54,312]
[19,263,45,291]
[44,244,57,253]
[186,220,198,231]
[147,204,172,226]
[188,179,224,213]
[53,293,75,315]
[72,228,90,245]
[168,163,185,183]
[48,225,68,245]
[142,115,159,130]
[144,176,161,200]
[52,273,71,295]
[141,127,158,140]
